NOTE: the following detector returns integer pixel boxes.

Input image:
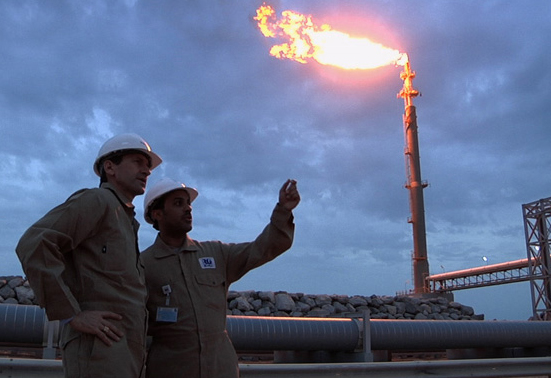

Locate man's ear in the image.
[151,208,163,223]
[103,160,115,176]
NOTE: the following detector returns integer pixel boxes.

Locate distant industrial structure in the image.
[398,57,429,295]
[422,177,551,321]
[397,60,551,320]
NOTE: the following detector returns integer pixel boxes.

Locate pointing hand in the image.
[279,179,300,211]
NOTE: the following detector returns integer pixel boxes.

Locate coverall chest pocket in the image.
[194,274,226,311]
[98,243,129,273]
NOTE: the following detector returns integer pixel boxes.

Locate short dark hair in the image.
[99,154,124,184]
[148,194,168,231]
[98,150,152,184]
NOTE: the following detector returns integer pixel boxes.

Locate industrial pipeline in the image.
[2,304,551,363]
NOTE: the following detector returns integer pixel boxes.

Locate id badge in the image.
[156,307,178,323]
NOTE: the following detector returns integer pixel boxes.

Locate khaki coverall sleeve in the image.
[226,203,295,283]
[15,190,106,320]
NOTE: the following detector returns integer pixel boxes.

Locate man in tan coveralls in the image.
[16,133,162,378]
[140,177,300,378]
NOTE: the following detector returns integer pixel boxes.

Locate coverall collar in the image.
[151,234,198,259]
[101,182,135,210]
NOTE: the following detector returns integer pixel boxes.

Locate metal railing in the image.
[1,357,551,378]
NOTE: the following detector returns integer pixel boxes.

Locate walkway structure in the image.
[426,259,531,292]
[424,196,551,321]
[522,196,551,320]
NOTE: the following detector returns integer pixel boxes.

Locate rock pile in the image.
[227,290,484,320]
[1,276,484,320]
[0,276,35,305]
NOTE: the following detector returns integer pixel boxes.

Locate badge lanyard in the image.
[156,284,178,323]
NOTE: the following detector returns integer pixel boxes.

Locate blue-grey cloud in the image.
[1,0,549,321]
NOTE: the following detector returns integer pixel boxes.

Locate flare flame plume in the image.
[254,4,408,70]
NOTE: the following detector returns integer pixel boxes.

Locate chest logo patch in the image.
[199,257,216,269]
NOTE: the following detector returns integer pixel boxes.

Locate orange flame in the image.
[254,4,408,70]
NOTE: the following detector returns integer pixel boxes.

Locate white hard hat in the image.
[144,178,199,224]
[94,133,163,176]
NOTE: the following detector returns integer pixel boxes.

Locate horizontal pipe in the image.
[4,306,551,354]
[0,304,46,345]
[227,316,360,351]
[369,319,551,350]
[227,316,551,351]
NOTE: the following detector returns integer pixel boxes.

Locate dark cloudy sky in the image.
[2,1,550,320]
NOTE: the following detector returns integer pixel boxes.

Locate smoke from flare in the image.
[254,4,408,70]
